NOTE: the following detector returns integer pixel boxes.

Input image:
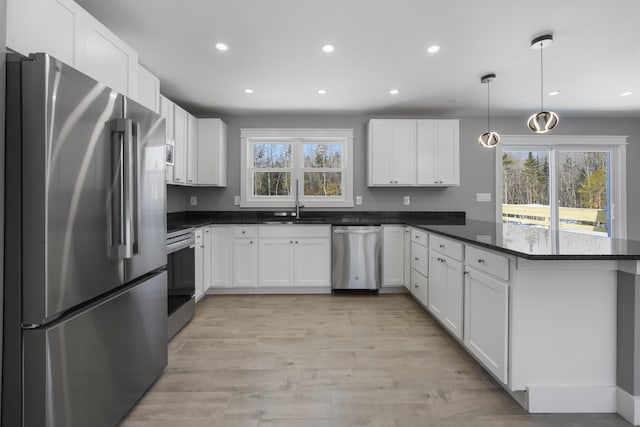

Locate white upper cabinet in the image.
[172,105,188,184]
[136,65,160,113]
[7,0,138,97]
[79,13,138,97]
[160,95,174,183]
[187,114,198,185]
[368,119,459,187]
[7,0,84,67]
[368,119,416,186]
[417,120,460,186]
[196,119,227,187]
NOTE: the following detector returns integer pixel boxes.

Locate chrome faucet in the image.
[294,179,304,218]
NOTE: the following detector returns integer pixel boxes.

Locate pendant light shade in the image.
[478,73,500,148]
[527,34,559,134]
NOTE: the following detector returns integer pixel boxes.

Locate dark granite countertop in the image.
[412,220,640,260]
[167,211,640,260]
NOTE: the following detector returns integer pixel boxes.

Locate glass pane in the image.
[558,151,611,254]
[253,172,291,196]
[253,143,291,168]
[303,143,342,168]
[501,151,551,254]
[304,172,342,196]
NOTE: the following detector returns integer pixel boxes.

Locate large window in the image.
[497,136,627,254]
[241,129,354,207]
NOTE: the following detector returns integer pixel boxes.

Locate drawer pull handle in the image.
[242,230,246,234]
[438,257,445,263]
[414,284,419,288]
[477,259,485,264]
[439,244,445,249]
[415,236,420,239]
[290,241,293,244]
[414,257,419,261]
[250,241,253,244]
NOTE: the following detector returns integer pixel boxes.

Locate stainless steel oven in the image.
[166,227,195,340]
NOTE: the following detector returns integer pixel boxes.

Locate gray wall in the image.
[168,114,640,238]
[1,0,7,416]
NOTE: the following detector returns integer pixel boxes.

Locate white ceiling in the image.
[75,0,640,117]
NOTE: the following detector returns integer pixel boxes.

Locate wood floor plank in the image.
[119,294,630,426]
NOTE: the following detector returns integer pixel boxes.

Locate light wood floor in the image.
[120,294,630,427]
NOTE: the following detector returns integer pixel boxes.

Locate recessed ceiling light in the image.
[317,89,327,95]
[427,45,440,54]
[215,42,228,51]
[322,44,335,53]
[620,91,633,97]
[548,90,561,96]
[389,89,399,95]
[244,88,254,94]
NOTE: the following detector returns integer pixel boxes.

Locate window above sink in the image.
[240,128,354,208]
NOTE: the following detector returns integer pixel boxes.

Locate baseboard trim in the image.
[207,287,332,295]
[617,387,640,426]
[526,384,617,413]
[379,286,409,294]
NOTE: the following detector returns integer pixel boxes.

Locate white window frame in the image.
[240,128,354,208]
[495,135,628,247]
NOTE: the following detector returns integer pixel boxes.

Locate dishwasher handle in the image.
[333,229,380,235]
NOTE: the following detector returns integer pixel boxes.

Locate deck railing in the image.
[502,204,608,233]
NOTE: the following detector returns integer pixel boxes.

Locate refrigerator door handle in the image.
[111,118,134,259]
[131,121,140,255]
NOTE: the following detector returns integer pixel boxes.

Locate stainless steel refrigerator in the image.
[2,53,168,426]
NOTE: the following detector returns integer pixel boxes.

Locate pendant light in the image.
[478,73,500,148]
[527,34,559,133]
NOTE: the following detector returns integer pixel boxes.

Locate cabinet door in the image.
[7,0,84,67]
[383,226,405,287]
[368,120,395,185]
[416,120,438,185]
[172,105,188,184]
[136,65,160,113]
[294,239,330,287]
[259,239,294,287]
[197,118,227,186]
[436,120,460,185]
[211,227,232,288]
[428,251,446,321]
[392,121,417,185]
[80,13,138,97]
[202,227,212,291]
[404,227,412,290]
[186,114,198,185]
[159,96,174,183]
[194,229,204,300]
[411,268,428,307]
[465,269,509,384]
[443,257,464,340]
[233,239,258,287]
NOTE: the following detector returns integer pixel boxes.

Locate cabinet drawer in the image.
[233,226,258,238]
[259,225,330,239]
[465,245,509,281]
[429,233,463,261]
[411,268,428,306]
[411,228,428,246]
[411,242,428,276]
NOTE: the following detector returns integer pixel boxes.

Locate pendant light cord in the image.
[487,79,491,131]
[540,45,544,111]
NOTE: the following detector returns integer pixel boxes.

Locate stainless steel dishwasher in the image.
[331,226,382,290]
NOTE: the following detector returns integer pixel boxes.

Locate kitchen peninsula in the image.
[169,211,640,424]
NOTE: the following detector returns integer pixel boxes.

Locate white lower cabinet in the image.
[258,226,331,288]
[233,237,258,287]
[294,238,330,287]
[210,226,232,288]
[202,227,212,291]
[428,249,464,340]
[194,228,204,300]
[259,239,294,287]
[464,267,509,384]
[404,227,411,290]
[382,225,406,287]
[410,268,428,307]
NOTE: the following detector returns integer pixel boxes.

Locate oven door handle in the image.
[167,238,195,254]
